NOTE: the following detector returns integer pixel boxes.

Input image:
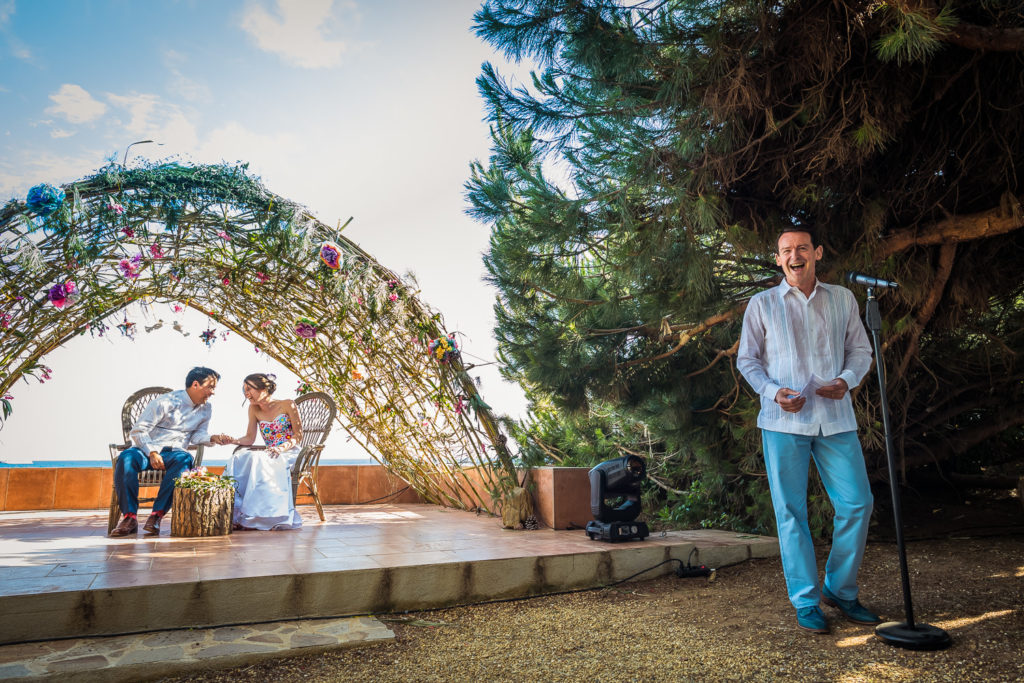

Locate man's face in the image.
[189,376,218,405]
[775,231,822,291]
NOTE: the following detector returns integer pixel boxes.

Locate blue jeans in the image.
[761,430,873,609]
[114,447,194,515]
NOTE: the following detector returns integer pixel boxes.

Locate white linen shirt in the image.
[129,389,213,455]
[737,280,872,436]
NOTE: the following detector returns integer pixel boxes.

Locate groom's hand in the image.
[148,451,166,470]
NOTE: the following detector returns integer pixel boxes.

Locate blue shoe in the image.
[796,606,829,633]
[822,586,881,625]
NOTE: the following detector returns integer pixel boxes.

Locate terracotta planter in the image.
[528,467,593,530]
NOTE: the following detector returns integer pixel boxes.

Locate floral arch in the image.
[0,163,516,509]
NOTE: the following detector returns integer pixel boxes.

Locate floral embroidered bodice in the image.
[258,413,295,448]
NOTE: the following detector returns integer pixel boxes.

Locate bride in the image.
[225,373,303,530]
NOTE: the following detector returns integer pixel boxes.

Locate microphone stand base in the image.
[874,621,952,651]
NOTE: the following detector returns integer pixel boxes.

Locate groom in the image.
[110,366,232,537]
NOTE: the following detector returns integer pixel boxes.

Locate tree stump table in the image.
[171,487,234,537]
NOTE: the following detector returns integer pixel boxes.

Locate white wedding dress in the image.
[225,413,303,530]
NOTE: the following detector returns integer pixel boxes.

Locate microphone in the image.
[845,271,899,289]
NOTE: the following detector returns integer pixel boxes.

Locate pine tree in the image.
[468,0,1024,534]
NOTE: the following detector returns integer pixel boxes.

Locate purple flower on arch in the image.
[47,280,78,308]
[294,318,318,339]
[319,241,342,270]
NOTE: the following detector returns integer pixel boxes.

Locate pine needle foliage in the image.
[468,0,1024,534]
[1,162,517,510]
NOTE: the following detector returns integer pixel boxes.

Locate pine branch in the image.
[878,196,1024,257]
[617,305,744,369]
[947,22,1024,52]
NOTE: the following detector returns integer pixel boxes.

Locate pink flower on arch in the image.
[256,272,269,284]
[218,230,231,240]
[119,254,142,279]
[47,280,77,308]
[388,293,398,302]
[149,243,165,259]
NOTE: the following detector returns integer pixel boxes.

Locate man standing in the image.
[110,367,232,538]
[737,228,880,634]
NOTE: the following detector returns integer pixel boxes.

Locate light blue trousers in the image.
[762,430,873,609]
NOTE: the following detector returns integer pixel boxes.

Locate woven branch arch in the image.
[0,162,516,509]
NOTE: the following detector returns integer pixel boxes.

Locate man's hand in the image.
[209,434,233,445]
[148,451,165,470]
[815,378,849,400]
[775,388,806,413]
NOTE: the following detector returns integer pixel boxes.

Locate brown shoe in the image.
[142,513,163,536]
[110,516,138,538]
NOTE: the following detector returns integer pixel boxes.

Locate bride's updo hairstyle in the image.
[244,373,277,395]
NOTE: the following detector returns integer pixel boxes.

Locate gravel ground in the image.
[165,536,1023,682]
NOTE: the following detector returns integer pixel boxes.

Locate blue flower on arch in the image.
[26,184,66,217]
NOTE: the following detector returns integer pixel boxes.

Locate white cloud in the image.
[0,150,102,200]
[193,121,305,188]
[106,92,160,133]
[49,128,74,139]
[45,84,107,124]
[106,92,200,152]
[240,0,348,69]
[0,3,33,64]
[163,49,211,102]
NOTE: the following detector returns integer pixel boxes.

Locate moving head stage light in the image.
[585,455,650,542]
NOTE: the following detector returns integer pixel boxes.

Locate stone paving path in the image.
[0,615,393,682]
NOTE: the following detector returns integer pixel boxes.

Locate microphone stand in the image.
[863,286,952,650]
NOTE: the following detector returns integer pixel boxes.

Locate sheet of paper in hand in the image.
[796,374,832,400]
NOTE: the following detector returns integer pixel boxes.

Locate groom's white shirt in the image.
[129,389,213,455]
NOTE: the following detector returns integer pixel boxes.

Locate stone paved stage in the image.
[0,504,780,646]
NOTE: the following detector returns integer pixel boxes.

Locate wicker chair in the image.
[230,391,336,522]
[107,387,206,533]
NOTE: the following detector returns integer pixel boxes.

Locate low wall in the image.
[0,465,423,511]
[0,466,599,530]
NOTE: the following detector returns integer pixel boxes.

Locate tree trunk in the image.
[171,487,234,537]
[500,486,535,529]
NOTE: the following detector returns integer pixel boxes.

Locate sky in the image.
[0,0,533,464]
